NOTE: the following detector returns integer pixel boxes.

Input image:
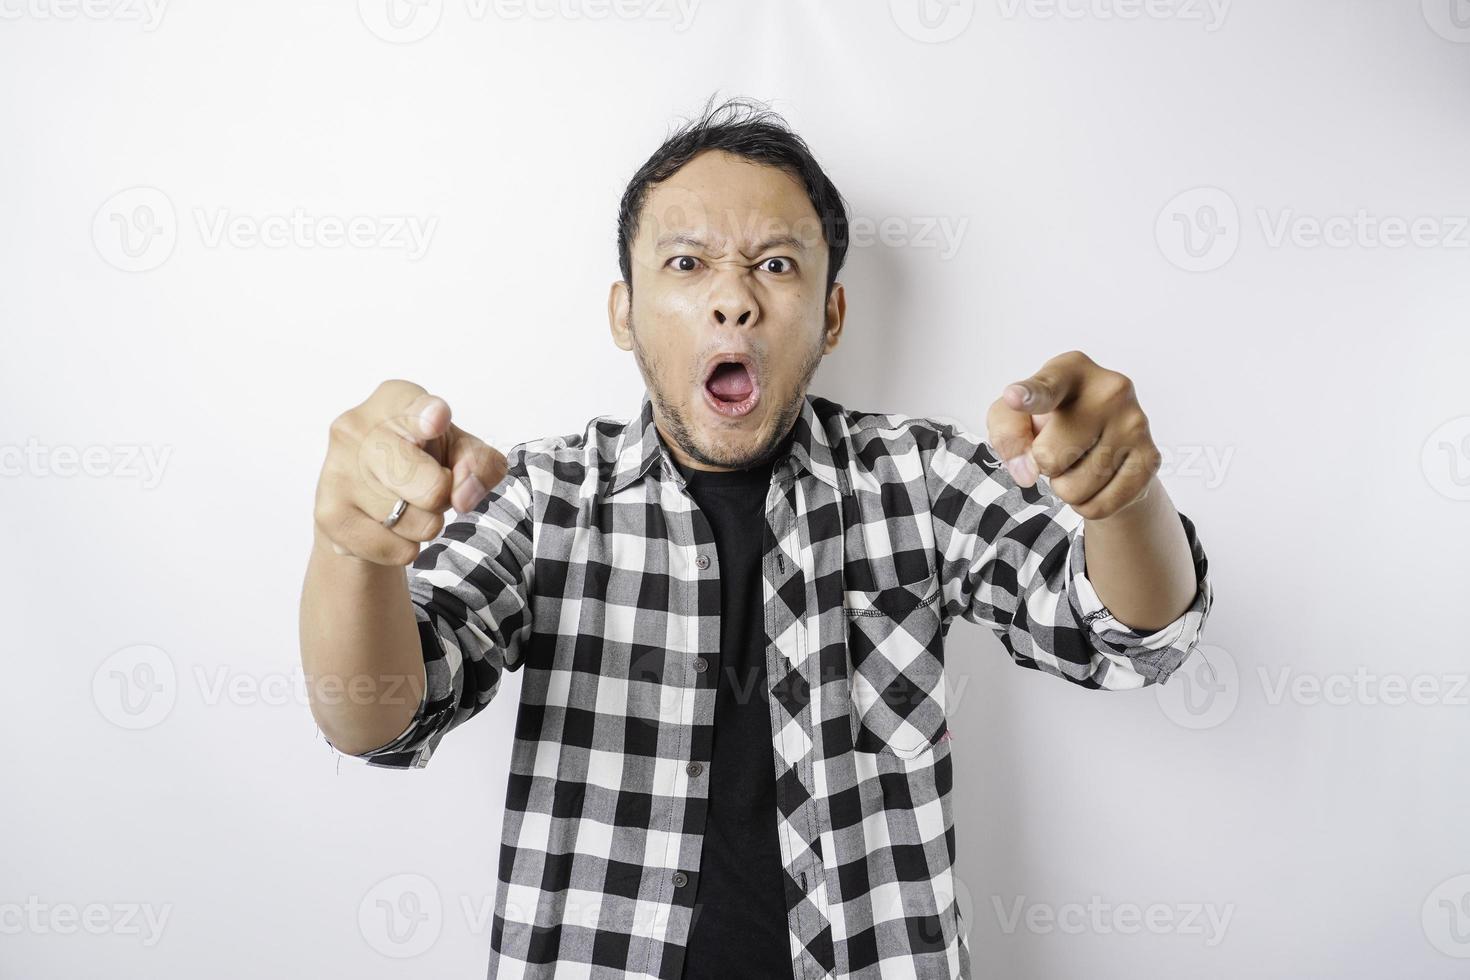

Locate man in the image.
[300,96,1212,979]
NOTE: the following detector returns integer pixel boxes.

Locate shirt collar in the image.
[608,389,850,497]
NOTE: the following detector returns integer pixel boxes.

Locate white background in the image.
[4,1,1470,977]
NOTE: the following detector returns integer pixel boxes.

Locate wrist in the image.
[1083,474,1162,529]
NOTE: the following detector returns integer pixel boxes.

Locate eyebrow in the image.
[655,233,809,257]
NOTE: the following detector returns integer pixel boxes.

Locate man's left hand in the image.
[986,349,1163,521]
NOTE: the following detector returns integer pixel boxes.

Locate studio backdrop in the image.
[3,1,1468,977]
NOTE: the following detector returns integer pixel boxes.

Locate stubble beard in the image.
[629,314,825,470]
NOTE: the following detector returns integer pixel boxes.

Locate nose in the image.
[713,306,753,326]
[709,268,758,328]
[714,308,752,327]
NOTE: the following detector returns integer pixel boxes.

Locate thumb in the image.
[1003,377,1061,415]
[1003,358,1084,416]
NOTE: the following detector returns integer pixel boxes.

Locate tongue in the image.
[707,363,753,402]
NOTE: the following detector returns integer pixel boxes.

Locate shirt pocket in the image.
[844,576,947,759]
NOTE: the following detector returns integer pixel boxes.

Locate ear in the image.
[822,281,846,353]
[608,279,633,351]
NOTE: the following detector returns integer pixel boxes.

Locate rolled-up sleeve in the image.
[1063,507,1212,687]
[922,419,1213,690]
[327,442,538,769]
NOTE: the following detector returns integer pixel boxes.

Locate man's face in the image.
[609,149,846,472]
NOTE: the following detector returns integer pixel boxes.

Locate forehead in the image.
[637,149,826,252]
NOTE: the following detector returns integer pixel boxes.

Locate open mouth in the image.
[701,354,761,418]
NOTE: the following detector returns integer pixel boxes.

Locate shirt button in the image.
[695,554,710,570]
[693,657,708,673]
[686,761,703,777]
[672,871,688,888]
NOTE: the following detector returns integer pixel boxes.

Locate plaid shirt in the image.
[332,389,1214,979]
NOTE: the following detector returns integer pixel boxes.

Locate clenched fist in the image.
[313,379,507,565]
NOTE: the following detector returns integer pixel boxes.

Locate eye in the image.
[665,255,701,272]
[760,256,795,275]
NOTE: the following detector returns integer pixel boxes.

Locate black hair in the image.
[615,93,850,298]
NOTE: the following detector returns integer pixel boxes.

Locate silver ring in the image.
[383,497,409,529]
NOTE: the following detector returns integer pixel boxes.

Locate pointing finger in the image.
[387,393,451,455]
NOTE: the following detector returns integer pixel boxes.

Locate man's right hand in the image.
[313,379,508,566]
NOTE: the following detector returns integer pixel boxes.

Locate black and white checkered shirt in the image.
[331,390,1214,979]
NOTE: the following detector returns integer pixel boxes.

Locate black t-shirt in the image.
[672,434,795,980]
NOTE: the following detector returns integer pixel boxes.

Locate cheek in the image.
[637,275,699,312]
[632,313,696,377]
[657,290,705,321]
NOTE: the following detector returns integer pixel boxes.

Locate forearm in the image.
[1081,474,1199,632]
[299,526,427,755]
